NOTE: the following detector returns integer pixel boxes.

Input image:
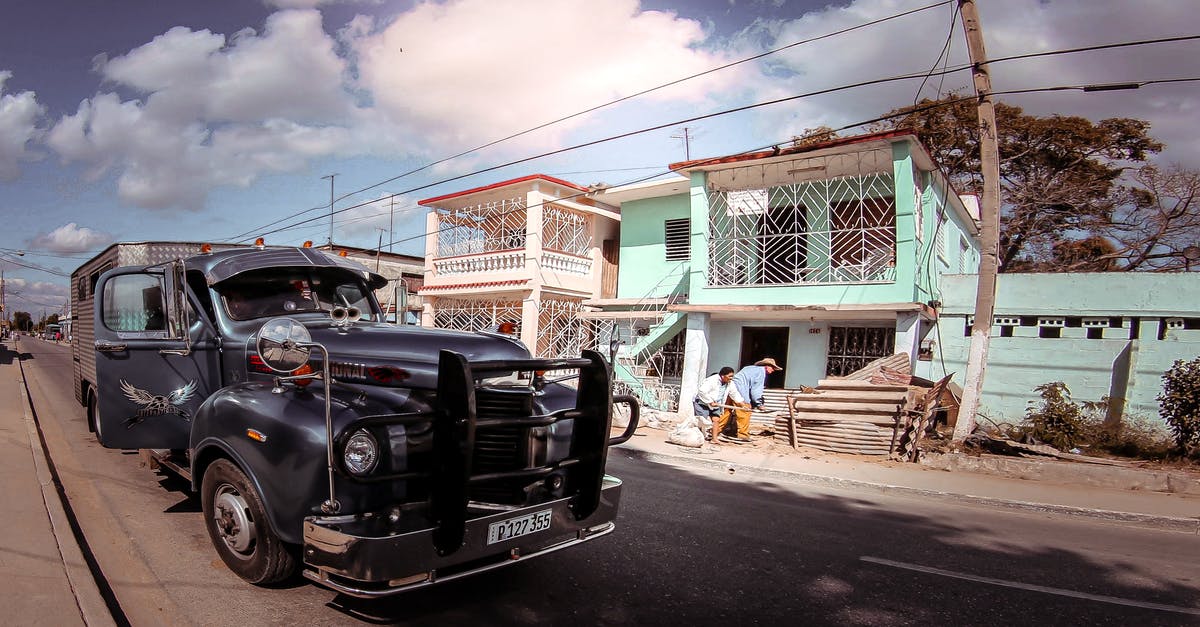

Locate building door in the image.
[739,327,788,388]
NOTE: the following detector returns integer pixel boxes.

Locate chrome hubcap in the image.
[213,484,256,557]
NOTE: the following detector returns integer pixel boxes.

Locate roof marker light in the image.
[303,240,313,248]
[254,237,266,248]
[200,243,213,253]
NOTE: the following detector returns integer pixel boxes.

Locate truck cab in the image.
[81,243,637,597]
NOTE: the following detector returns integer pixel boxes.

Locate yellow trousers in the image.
[712,398,751,440]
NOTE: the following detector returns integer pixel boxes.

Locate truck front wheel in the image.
[201,459,297,585]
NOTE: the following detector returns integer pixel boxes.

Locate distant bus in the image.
[44,323,61,340]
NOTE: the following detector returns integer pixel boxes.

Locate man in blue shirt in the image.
[713,357,782,444]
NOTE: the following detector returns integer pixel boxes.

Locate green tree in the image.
[13,311,31,331]
[874,93,1163,270]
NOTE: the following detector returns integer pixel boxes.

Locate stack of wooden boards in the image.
[768,379,909,455]
[762,353,957,455]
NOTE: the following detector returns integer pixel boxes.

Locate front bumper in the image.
[302,475,623,598]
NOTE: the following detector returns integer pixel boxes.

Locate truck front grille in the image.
[470,388,535,504]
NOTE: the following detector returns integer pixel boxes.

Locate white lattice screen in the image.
[707,159,897,285]
[542,204,590,255]
[436,198,528,257]
[432,298,523,333]
[535,297,584,359]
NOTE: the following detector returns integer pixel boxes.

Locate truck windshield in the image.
[219,269,376,321]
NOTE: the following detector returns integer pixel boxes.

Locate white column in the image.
[676,312,711,418]
[895,311,921,367]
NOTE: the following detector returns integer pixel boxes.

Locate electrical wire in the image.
[240,64,976,243]
[225,0,955,241]
[912,1,961,106]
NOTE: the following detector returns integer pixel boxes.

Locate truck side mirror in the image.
[257,317,312,372]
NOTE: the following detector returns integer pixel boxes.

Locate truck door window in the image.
[102,274,168,332]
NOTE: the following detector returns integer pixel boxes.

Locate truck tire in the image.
[87,390,103,444]
[201,459,297,585]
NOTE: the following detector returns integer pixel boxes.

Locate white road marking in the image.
[861,556,1200,616]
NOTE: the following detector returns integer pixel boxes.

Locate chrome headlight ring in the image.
[343,429,379,476]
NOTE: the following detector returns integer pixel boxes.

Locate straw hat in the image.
[754,358,782,370]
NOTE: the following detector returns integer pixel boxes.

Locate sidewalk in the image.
[615,420,1200,533]
[0,339,114,626]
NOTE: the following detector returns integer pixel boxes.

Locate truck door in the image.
[93,266,211,449]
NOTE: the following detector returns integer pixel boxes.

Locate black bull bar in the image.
[321,349,639,557]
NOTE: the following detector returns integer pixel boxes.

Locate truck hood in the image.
[302,322,531,389]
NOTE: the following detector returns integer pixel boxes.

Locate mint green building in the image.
[924,273,1200,424]
[590,130,982,411]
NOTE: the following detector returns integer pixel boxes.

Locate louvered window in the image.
[664,218,690,261]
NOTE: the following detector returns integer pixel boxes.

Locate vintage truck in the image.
[70,241,637,597]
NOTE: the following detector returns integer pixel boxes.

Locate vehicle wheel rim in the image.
[213,484,256,557]
[91,394,103,442]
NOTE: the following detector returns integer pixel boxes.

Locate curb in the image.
[15,353,118,627]
[617,447,1200,534]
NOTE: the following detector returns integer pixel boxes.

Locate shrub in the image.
[1158,357,1200,452]
[1023,382,1084,450]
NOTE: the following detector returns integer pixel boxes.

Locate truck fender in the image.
[189,384,337,545]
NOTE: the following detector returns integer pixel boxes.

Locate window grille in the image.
[432,298,522,334]
[436,198,527,257]
[542,203,590,256]
[707,163,896,285]
[664,218,690,261]
[826,326,895,377]
[535,297,585,359]
[935,213,947,263]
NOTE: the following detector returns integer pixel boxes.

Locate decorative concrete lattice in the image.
[580,316,684,412]
[708,161,896,286]
[436,197,528,257]
[432,298,523,333]
[535,297,585,359]
[542,203,591,256]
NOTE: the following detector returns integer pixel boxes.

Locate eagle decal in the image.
[119,379,198,428]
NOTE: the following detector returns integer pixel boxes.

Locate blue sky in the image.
[1,0,1197,316]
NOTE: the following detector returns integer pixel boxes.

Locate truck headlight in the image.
[344,429,379,475]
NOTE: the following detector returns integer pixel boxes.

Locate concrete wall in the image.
[919,273,1200,423]
[616,193,691,300]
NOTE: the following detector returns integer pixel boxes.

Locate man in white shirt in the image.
[693,367,735,432]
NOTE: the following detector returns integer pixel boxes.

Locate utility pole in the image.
[953,0,1002,442]
[375,228,386,273]
[322,173,338,246]
[388,194,396,253]
[671,126,694,161]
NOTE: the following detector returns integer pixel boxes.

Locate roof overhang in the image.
[668,302,937,322]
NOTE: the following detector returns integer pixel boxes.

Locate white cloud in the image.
[351,0,736,152]
[30,223,113,253]
[0,71,45,181]
[46,10,363,210]
[35,0,1200,217]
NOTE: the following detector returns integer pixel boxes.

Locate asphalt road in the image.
[16,337,1200,626]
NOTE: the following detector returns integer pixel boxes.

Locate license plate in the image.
[487,509,553,545]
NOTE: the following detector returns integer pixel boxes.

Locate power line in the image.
[224,0,955,241]
[242,63,976,243]
[239,32,1198,247]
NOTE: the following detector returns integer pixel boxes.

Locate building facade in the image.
[924,272,1200,424]
[417,175,620,357]
[592,130,982,412]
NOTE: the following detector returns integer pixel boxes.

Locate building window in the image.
[825,326,895,377]
[664,218,690,261]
